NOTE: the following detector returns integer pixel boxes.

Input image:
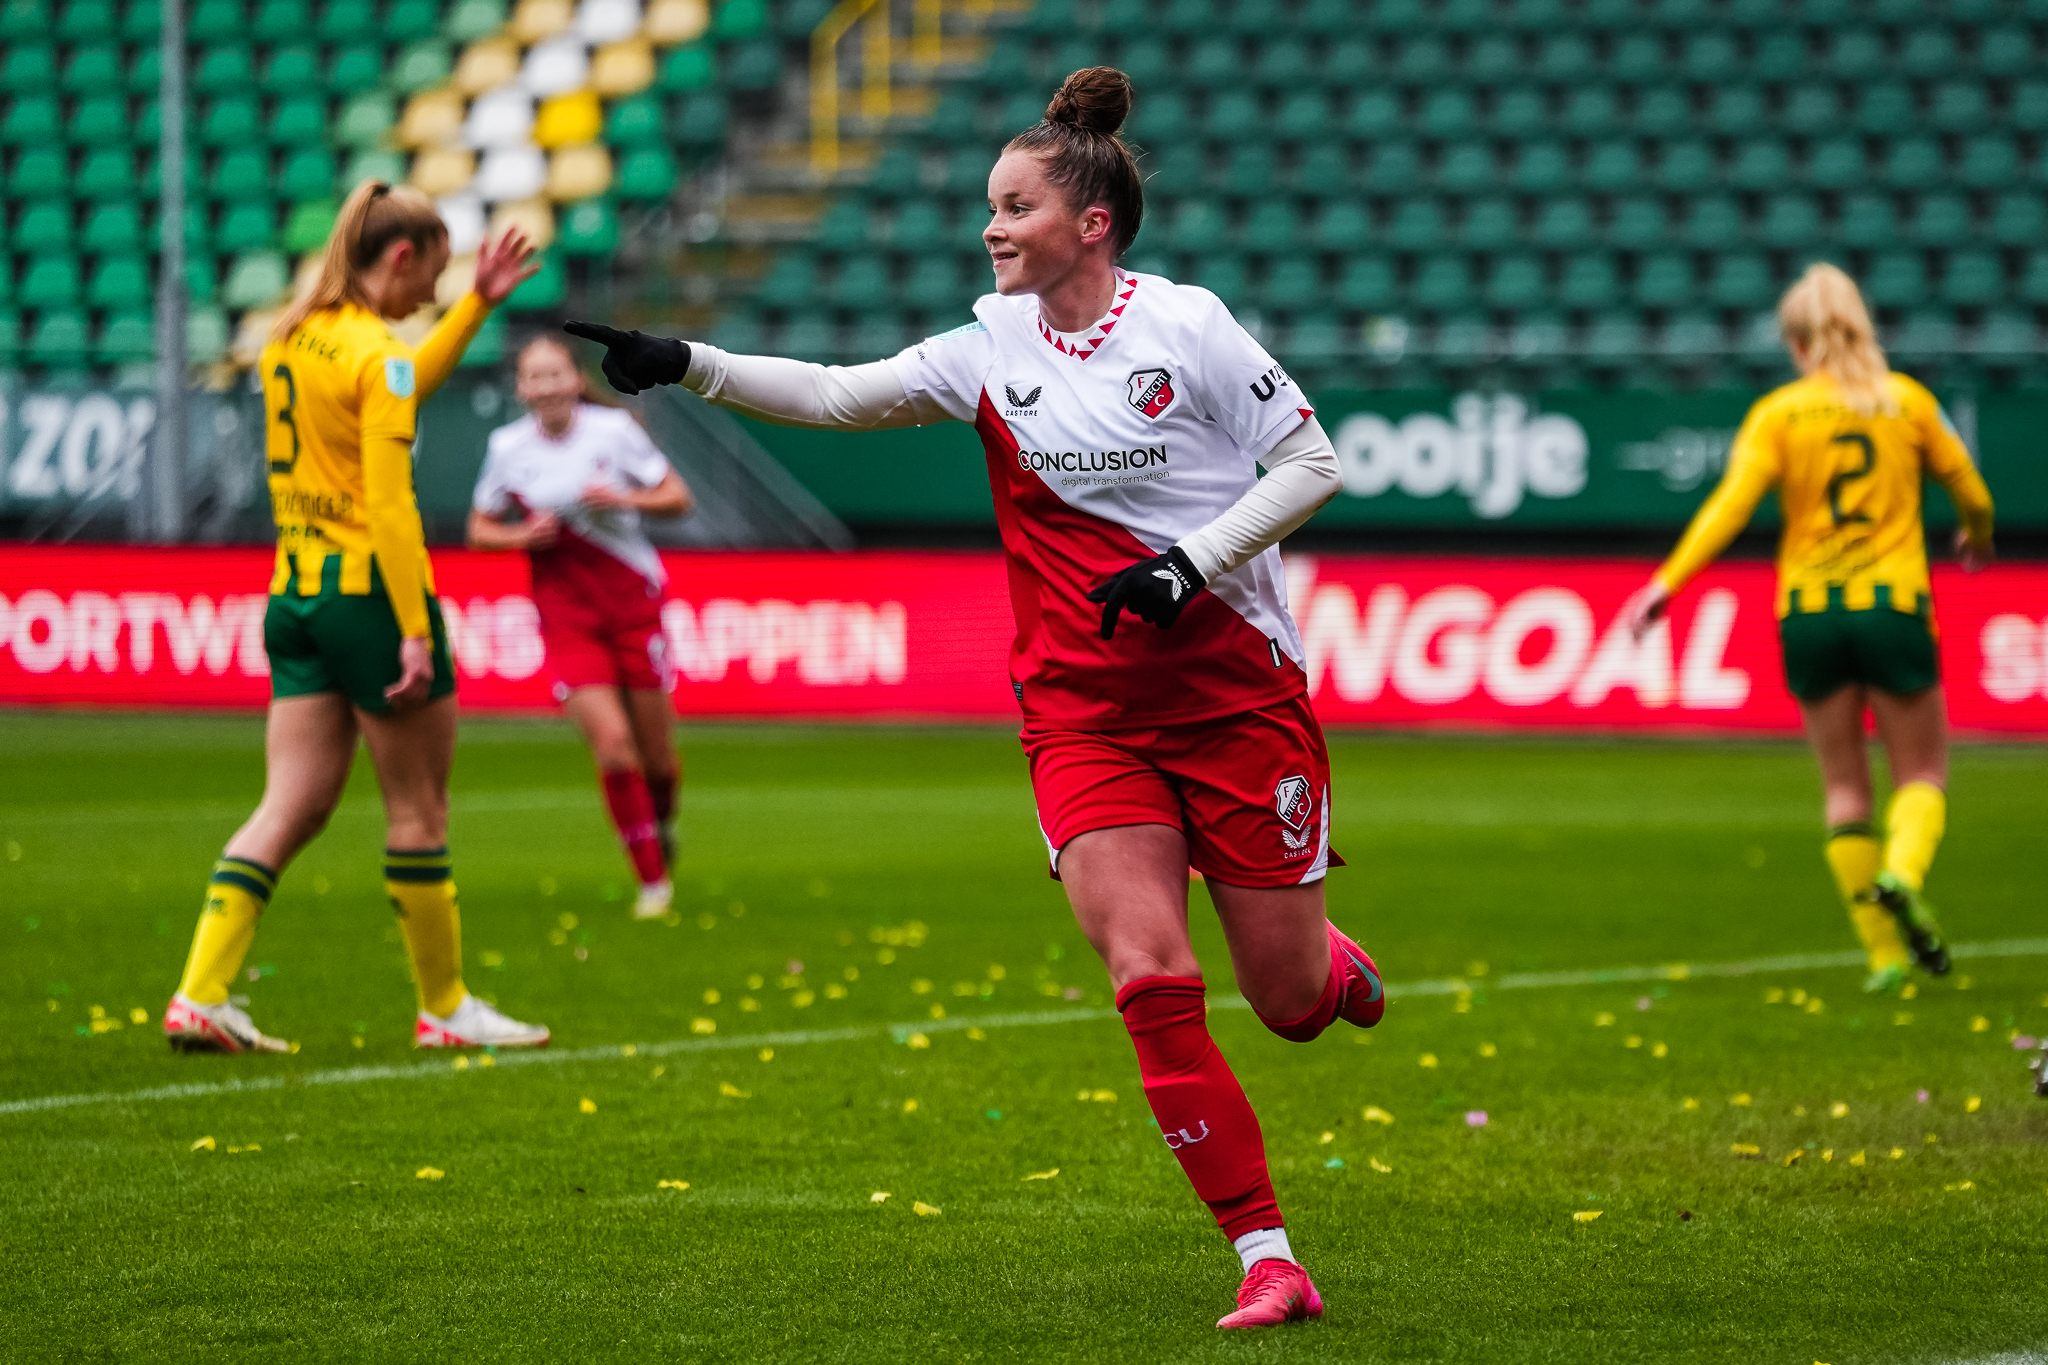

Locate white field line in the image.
[4,936,2045,1121]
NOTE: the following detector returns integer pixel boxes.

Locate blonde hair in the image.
[272,180,448,341]
[1778,262,1893,414]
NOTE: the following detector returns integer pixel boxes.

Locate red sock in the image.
[646,771,676,827]
[1255,949,1341,1043]
[1117,975,1282,1241]
[600,769,667,886]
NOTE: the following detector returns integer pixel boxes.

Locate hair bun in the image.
[1045,66,1134,136]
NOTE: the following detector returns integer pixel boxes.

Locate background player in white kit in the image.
[566,68,1383,1329]
[468,336,694,921]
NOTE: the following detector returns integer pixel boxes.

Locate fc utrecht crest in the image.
[1274,775,1313,831]
[1125,368,1176,419]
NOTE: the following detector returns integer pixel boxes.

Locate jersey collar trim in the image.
[1036,273,1137,362]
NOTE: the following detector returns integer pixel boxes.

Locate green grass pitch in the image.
[2,712,2044,1364]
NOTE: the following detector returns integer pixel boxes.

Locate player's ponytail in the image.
[1005,67,1144,255]
[272,179,449,341]
[1778,262,1894,414]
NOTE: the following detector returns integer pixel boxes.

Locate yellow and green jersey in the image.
[259,293,490,638]
[1655,371,1995,618]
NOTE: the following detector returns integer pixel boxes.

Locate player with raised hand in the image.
[467,336,695,921]
[567,67,1381,1329]
[1626,263,1995,994]
[163,180,552,1054]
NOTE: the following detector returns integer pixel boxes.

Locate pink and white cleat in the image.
[415,995,551,1049]
[1329,922,1386,1028]
[1217,1258,1324,1329]
[164,993,291,1054]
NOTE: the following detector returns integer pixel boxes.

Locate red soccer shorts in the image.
[544,616,676,700]
[1021,694,1342,888]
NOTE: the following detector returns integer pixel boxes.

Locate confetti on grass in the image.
[1465,1111,1488,1127]
[579,1098,597,1114]
[1022,1169,1059,1181]
[1731,1144,1761,1156]
[416,1167,444,1180]
[1967,1096,1983,1113]
[913,1201,942,1217]
[1362,1106,1394,1125]
[1573,1211,1602,1223]
[1945,1181,1976,1192]
[190,1136,215,1152]
[719,1083,751,1098]
[1369,1158,1393,1174]
[657,1180,690,1191]
[870,1192,891,1203]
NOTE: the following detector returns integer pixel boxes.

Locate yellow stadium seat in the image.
[642,0,706,44]
[290,253,323,301]
[231,308,282,366]
[488,195,557,249]
[533,88,601,145]
[435,252,477,307]
[509,0,572,42]
[397,88,469,147]
[411,145,477,196]
[590,37,653,95]
[454,36,522,93]
[545,141,612,199]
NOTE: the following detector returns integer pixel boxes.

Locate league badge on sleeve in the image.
[1126,368,1176,419]
[384,358,417,399]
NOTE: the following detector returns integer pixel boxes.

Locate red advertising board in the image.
[1,546,2044,735]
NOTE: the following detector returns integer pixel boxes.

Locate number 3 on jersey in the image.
[269,363,301,475]
[1827,431,1875,525]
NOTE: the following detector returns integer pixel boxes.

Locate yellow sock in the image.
[176,857,276,1006]
[1884,782,1948,892]
[386,847,466,1019]
[1825,824,1906,971]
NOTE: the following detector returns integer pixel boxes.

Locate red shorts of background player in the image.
[1021,694,1343,888]
[543,614,676,702]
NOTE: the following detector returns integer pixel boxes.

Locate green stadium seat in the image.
[270,96,331,146]
[61,42,122,92]
[713,0,767,37]
[1783,86,1841,137]
[1729,140,1792,191]
[1335,258,1395,313]
[1582,140,1641,192]
[1909,194,1972,248]
[1465,33,1519,84]
[1581,0,1638,29]
[1256,38,1311,88]
[279,149,338,203]
[1263,258,1323,311]
[1582,315,1646,366]
[20,254,81,307]
[0,0,49,37]
[1940,250,2003,308]
[1864,251,1927,307]
[1323,38,1373,84]
[1193,256,1248,308]
[1888,310,1955,361]
[1386,199,1446,250]
[1461,198,1517,251]
[391,41,453,92]
[282,198,338,252]
[190,0,245,40]
[126,45,159,93]
[722,41,784,91]
[1344,90,1402,138]
[1485,254,1546,310]
[1299,0,1353,34]
[1294,143,1350,192]
[1989,193,2045,247]
[193,46,258,94]
[1187,37,1237,86]
[1838,192,1898,247]
[1806,138,1866,190]
[1559,88,1619,138]
[1605,196,1664,248]
[222,249,291,309]
[1709,253,1774,309]
[253,0,310,39]
[1682,32,1738,81]
[67,95,128,145]
[941,144,988,195]
[906,255,970,310]
[1853,83,1915,135]
[81,202,142,253]
[1634,252,1694,308]
[1165,201,1227,253]
[1882,137,1943,189]
[341,148,407,189]
[1751,30,1809,81]
[1534,197,1594,248]
[892,201,948,253]
[1508,313,1568,362]
[200,98,263,148]
[1928,82,1989,133]
[921,90,972,141]
[209,149,273,201]
[317,0,374,40]
[2020,252,2048,306]
[1418,90,1476,139]
[328,44,386,94]
[1609,32,1665,83]
[73,147,137,199]
[1559,252,1620,309]
[671,93,729,147]
[1631,86,1687,138]
[444,0,506,42]
[1281,316,1348,367]
[261,44,320,92]
[1435,317,1492,364]
[15,200,73,252]
[1655,140,1715,192]
[1276,91,1330,142]
[217,199,278,252]
[184,254,219,302]
[135,98,161,143]
[1827,29,1885,79]
[1511,141,1570,193]
[756,253,816,308]
[1146,145,1204,196]
[2,94,60,144]
[1205,92,1260,141]
[86,253,149,309]
[28,308,90,365]
[384,0,438,40]
[830,256,891,310]
[778,315,834,363]
[1682,196,1743,249]
[332,93,393,146]
[866,146,920,196]
[616,146,678,201]
[0,271,11,311]
[1758,194,1823,249]
[1536,34,1593,81]
[1126,91,1190,146]
[1977,310,2036,359]
[1311,199,1370,250]
[1957,137,2018,190]
[972,44,1026,92]
[1660,315,1724,360]
[1706,85,1766,137]
[8,147,67,196]
[118,0,156,38]
[559,198,618,256]
[455,308,505,366]
[1116,40,1172,87]
[1221,145,1272,197]
[1899,27,1958,78]
[1,41,55,93]
[659,42,712,90]
[139,152,199,198]
[1242,201,1298,252]
[706,310,762,352]
[1436,142,1495,194]
[1491,88,1548,137]
[811,200,865,251]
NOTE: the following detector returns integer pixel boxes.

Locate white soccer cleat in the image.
[415,994,551,1049]
[631,877,674,921]
[164,993,291,1054]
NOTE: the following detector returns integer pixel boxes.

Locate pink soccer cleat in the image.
[415,995,551,1049]
[1217,1258,1324,1329]
[1329,922,1385,1028]
[164,993,290,1054]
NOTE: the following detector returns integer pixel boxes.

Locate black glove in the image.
[1085,546,1205,640]
[562,321,692,396]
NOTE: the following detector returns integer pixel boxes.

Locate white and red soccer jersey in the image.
[473,403,672,628]
[888,271,1314,729]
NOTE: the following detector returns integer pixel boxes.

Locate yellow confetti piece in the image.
[1804,997,1825,1014]
[1792,1105,1809,1117]
[928,1003,945,1019]
[691,1018,716,1035]
[479,1054,494,1068]
[1593,1012,1615,1027]
[621,1043,637,1057]
[288,1041,301,1054]
[1894,1012,1913,1026]
[1783,1150,1803,1167]
[1090,1088,1117,1103]
[758,1047,774,1062]
[1821,1150,1833,1163]
[739,998,760,1012]
[902,1099,919,1113]
[657,1180,690,1191]
[352,1036,365,1049]
[1651,1042,1668,1059]
[913,1201,942,1217]
[227,1146,241,1154]
[870,1191,891,1202]
[650,1065,664,1078]
[1730,1094,1753,1107]
[1362,1105,1394,1125]
[1419,1053,1439,1069]
[907,1033,930,1050]
[1966,1096,1982,1113]
[1944,1180,1976,1192]
[1573,1210,1602,1223]
[1478,1042,1497,1058]
[1624,1035,1642,1049]
[190,1136,215,1152]
[1682,1097,1699,1110]
[453,1056,470,1071]
[1926,1133,1940,1144]
[1730,1143,1761,1156]
[1970,1015,1989,1033]
[1763,987,1785,1004]
[128,1007,148,1025]
[1022,1169,1059,1181]
[702,988,721,1005]
[1368,1158,1392,1174]
[966,1028,986,1041]
[719,1082,750,1098]
[1318,1131,1335,1145]
[416,1167,444,1180]
[1850,1151,1866,1166]
[912,979,933,995]
[1889,1148,1905,1160]
[1829,1102,1848,1118]
[1900,982,1917,1000]
[1789,989,1807,1006]
[579,1098,596,1113]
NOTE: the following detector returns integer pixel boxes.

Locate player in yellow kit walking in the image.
[1626,263,1995,993]
[164,180,550,1052]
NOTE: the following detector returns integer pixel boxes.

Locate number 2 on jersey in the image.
[270,363,301,475]
[1826,432,1875,525]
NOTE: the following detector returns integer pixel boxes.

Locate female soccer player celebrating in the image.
[1626,263,1994,993]
[467,336,694,921]
[163,180,552,1053]
[566,68,1382,1329]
